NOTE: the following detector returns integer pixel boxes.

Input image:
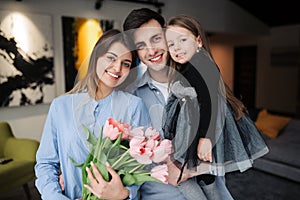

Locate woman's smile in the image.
[105,70,121,79]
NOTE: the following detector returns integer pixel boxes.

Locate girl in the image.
[163,15,269,194]
[35,29,151,200]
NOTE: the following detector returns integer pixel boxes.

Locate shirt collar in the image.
[135,70,156,89]
[136,70,151,87]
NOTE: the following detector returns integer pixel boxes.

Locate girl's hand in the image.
[197,138,212,162]
[84,162,129,200]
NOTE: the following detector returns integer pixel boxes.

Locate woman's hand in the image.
[197,138,212,162]
[84,162,129,200]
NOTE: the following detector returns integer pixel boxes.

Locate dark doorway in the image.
[233,46,257,109]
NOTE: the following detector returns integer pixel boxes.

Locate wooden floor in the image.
[1,169,300,200]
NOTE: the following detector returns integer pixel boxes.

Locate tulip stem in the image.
[111,149,130,168]
[129,164,146,174]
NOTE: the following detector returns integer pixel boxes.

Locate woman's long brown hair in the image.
[68,29,137,99]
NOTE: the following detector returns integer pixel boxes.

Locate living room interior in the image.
[0,0,299,199]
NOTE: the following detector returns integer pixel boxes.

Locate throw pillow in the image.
[255,109,292,138]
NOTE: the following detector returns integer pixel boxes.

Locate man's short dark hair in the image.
[123,8,165,31]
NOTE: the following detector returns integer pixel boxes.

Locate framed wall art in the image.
[0,10,54,107]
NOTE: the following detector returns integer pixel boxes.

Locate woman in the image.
[35,29,151,200]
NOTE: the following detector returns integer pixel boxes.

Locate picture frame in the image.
[0,10,55,107]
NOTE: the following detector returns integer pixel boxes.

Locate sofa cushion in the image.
[253,119,300,182]
[264,140,300,168]
[0,159,35,185]
[263,120,300,167]
[253,158,300,183]
[255,109,292,138]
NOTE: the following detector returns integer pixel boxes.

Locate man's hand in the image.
[166,157,192,186]
[197,138,212,162]
[59,174,65,192]
[84,162,129,200]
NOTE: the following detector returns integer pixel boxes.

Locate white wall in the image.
[162,0,269,35]
[256,25,300,113]
[0,0,271,141]
[209,25,300,115]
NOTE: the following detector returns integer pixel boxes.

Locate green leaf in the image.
[128,163,147,173]
[117,169,126,176]
[81,153,94,186]
[95,150,107,165]
[121,162,144,172]
[96,163,110,182]
[130,169,149,174]
[122,173,136,186]
[108,146,119,158]
[68,157,84,168]
[93,128,104,160]
[102,138,113,151]
[110,150,130,169]
[86,153,94,163]
[83,124,97,149]
[113,132,123,146]
[132,174,162,185]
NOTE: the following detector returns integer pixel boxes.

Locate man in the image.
[123,8,234,200]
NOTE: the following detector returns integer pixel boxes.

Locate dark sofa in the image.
[248,109,300,183]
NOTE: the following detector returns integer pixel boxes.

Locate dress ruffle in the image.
[164,83,269,176]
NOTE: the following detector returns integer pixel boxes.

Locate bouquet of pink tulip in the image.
[70,118,172,200]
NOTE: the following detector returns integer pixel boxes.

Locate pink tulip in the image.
[160,139,172,155]
[129,136,153,164]
[103,120,121,140]
[151,164,168,184]
[145,138,158,150]
[129,135,146,146]
[118,122,131,138]
[103,118,130,140]
[151,139,172,163]
[145,127,160,140]
[129,127,144,138]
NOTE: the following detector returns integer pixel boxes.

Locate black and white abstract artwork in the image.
[0,11,54,107]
